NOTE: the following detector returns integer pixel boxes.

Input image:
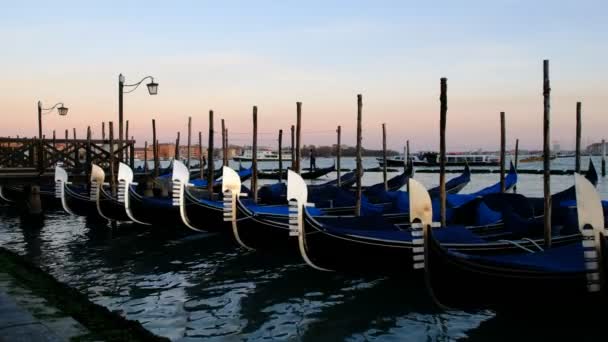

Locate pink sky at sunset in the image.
[1,1,606,152]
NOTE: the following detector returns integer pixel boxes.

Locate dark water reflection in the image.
[0,205,492,341]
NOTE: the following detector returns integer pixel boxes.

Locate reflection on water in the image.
[1,156,606,340]
[0,206,491,341]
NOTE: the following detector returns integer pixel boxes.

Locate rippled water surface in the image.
[1,157,606,341]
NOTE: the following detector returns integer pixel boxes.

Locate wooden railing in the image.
[0,137,135,172]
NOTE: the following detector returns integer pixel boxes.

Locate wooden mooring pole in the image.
[405,141,410,192]
[125,120,130,162]
[382,123,388,191]
[221,119,227,167]
[102,122,106,140]
[296,102,302,174]
[575,102,582,173]
[439,78,447,227]
[336,125,341,187]
[355,94,363,216]
[152,119,159,177]
[543,59,552,248]
[290,125,295,170]
[207,110,214,199]
[500,112,506,193]
[187,116,192,168]
[175,132,180,160]
[143,141,148,173]
[278,129,283,182]
[109,122,116,197]
[225,128,229,166]
[602,139,606,177]
[252,106,259,202]
[86,126,91,190]
[514,138,519,193]
[198,131,203,179]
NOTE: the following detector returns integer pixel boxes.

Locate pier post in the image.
[405,141,409,192]
[439,78,447,227]
[144,141,148,173]
[64,130,68,167]
[102,122,106,141]
[382,123,388,191]
[86,126,91,190]
[109,122,117,197]
[336,126,341,187]
[207,111,214,199]
[125,120,130,162]
[129,136,135,168]
[500,112,506,193]
[27,185,42,216]
[198,132,203,179]
[52,130,56,149]
[355,95,363,216]
[221,119,227,167]
[278,129,283,182]
[514,138,519,193]
[296,102,302,174]
[252,106,259,202]
[187,116,192,168]
[72,128,79,170]
[225,128,229,165]
[175,132,180,160]
[575,102,581,173]
[543,59,552,248]
[602,139,606,177]
[152,120,159,177]
[290,125,295,170]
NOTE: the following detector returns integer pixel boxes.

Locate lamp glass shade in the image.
[146,82,158,95]
[57,106,68,116]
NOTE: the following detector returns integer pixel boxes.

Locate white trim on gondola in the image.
[118,162,151,225]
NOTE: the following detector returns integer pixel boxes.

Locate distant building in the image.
[586,142,607,155]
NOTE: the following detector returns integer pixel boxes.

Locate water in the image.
[0,156,606,341]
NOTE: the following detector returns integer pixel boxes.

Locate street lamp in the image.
[38,101,68,140]
[118,74,158,162]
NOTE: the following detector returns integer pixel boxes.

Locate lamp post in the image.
[37,101,68,172]
[118,74,158,162]
[38,101,68,141]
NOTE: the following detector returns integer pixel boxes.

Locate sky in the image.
[1,0,607,151]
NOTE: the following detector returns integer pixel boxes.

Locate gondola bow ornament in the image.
[409,178,438,270]
[575,173,606,292]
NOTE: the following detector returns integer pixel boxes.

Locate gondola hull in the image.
[301,212,414,273]
[127,185,182,227]
[425,226,604,309]
[232,198,296,251]
[98,186,131,222]
[182,187,230,233]
[63,184,103,219]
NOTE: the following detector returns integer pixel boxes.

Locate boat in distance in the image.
[233,148,292,162]
[379,152,499,167]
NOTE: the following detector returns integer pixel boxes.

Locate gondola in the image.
[428,164,471,196]
[117,162,180,227]
[223,165,478,252]
[257,164,335,180]
[258,170,359,205]
[289,172,582,273]
[321,164,469,216]
[90,164,131,222]
[171,161,252,233]
[423,173,608,309]
[54,165,102,219]
[224,163,484,249]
